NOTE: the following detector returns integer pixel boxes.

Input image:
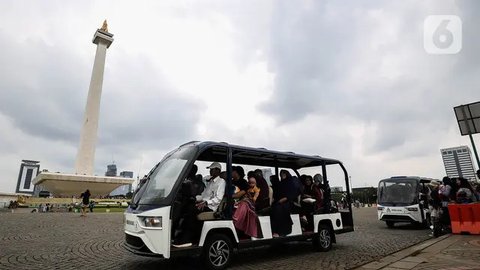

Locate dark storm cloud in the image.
[0,31,86,142]
[260,1,480,155]
[0,30,204,153]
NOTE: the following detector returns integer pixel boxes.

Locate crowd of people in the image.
[171,162,333,247]
[428,175,480,235]
[430,176,479,207]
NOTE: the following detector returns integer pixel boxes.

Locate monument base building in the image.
[34,172,133,197]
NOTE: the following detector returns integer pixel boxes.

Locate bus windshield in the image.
[378,179,418,206]
[138,146,196,205]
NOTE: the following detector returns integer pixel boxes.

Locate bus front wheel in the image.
[202,233,233,270]
[386,221,395,228]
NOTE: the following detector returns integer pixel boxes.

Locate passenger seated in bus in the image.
[271,170,296,237]
[253,169,271,211]
[192,174,205,196]
[195,162,226,212]
[301,175,324,230]
[173,162,226,248]
[172,165,199,240]
[247,176,260,202]
[291,175,305,213]
[232,169,262,238]
[313,173,323,187]
[270,175,279,204]
[232,166,248,199]
[321,179,332,213]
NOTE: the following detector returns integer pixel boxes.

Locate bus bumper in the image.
[377,205,423,223]
[124,206,171,258]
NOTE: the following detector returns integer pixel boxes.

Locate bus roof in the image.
[177,141,343,169]
[379,176,440,183]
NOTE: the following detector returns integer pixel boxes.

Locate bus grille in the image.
[125,234,145,249]
[381,215,415,222]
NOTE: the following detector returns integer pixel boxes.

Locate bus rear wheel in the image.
[313,224,332,252]
[386,221,395,228]
[202,233,233,270]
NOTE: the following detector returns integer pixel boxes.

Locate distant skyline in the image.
[0,1,479,193]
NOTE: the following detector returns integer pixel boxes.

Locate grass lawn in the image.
[91,207,127,213]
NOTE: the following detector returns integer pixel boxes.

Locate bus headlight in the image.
[406,207,418,211]
[142,217,162,228]
[377,206,384,210]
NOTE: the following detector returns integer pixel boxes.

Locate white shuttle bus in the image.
[377,176,438,228]
[124,141,354,269]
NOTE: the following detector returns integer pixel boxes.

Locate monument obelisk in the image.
[75,20,114,175]
[34,21,133,197]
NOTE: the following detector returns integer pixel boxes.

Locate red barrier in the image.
[448,203,480,235]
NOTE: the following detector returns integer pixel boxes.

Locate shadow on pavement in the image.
[118,241,317,270]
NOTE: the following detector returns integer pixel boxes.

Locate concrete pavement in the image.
[0,207,434,269]
[354,234,480,270]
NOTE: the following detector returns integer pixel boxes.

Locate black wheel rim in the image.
[208,239,230,267]
[319,229,331,248]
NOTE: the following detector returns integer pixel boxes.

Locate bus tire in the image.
[313,224,332,252]
[386,221,395,228]
[202,233,233,270]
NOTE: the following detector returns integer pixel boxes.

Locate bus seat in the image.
[197,197,228,221]
[197,212,216,221]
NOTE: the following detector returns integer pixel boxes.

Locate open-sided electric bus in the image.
[124,141,354,269]
[377,176,439,228]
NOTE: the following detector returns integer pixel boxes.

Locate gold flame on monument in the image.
[100,20,108,32]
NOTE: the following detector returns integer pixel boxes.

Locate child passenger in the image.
[247,176,261,202]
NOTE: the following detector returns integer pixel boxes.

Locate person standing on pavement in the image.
[80,189,91,217]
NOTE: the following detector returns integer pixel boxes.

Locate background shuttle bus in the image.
[377,176,439,228]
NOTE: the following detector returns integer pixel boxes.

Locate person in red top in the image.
[301,175,323,230]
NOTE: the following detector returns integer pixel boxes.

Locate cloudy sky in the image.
[0,0,479,193]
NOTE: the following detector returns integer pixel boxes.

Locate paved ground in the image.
[355,234,480,270]
[412,235,480,270]
[0,208,432,270]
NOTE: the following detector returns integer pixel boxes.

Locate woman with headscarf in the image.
[301,175,324,230]
[270,170,296,237]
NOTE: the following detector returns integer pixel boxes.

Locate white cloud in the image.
[0,0,479,194]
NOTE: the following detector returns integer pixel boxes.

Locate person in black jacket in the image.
[80,190,91,217]
[271,170,296,237]
[253,169,270,212]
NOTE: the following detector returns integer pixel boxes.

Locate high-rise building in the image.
[16,160,40,194]
[441,146,477,181]
[105,163,117,177]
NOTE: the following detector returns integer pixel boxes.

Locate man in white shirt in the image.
[196,162,225,212]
